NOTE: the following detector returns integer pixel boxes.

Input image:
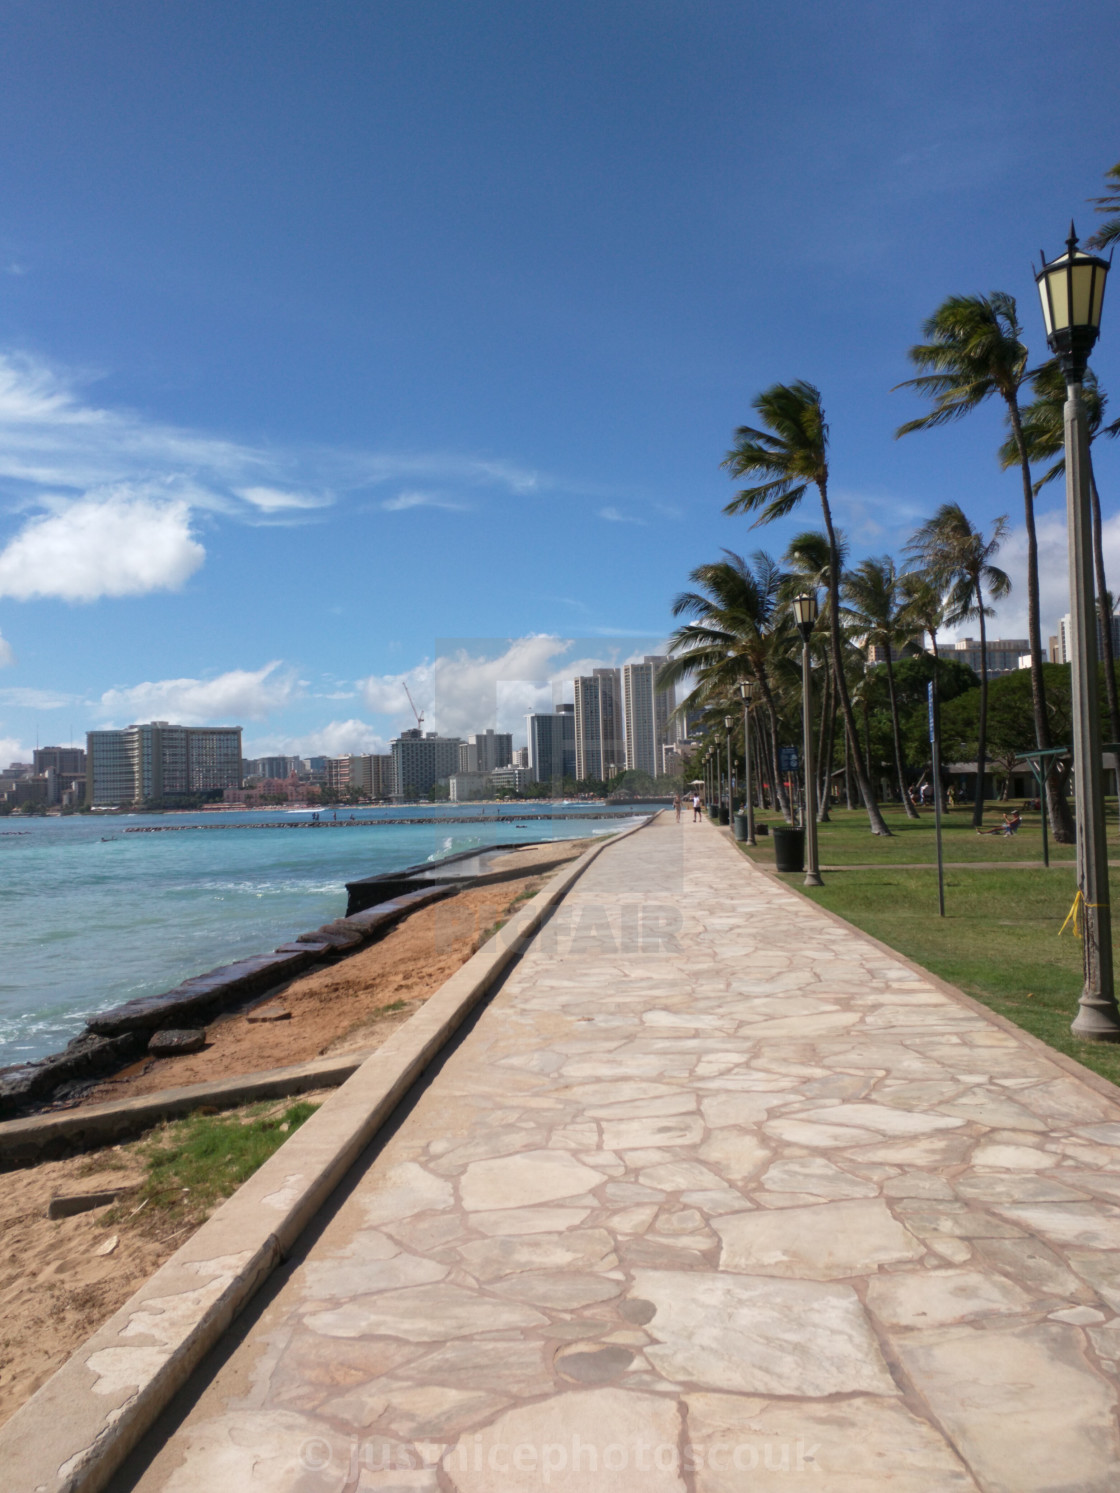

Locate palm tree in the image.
[842,557,921,819]
[906,505,1011,828]
[784,530,850,823]
[900,570,948,805]
[899,571,946,668]
[1000,360,1120,742]
[896,293,1073,842]
[1088,161,1120,250]
[722,381,891,835]
[660,550,796,820]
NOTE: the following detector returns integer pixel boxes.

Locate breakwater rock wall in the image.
[121,810,644,832]
[0,883,455,1121]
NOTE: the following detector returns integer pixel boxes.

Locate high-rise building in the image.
[526,705,576,786]
[573,668,623,781]
[86,722,243,807]
[245,755,301,781]
[622,656,672,777]
[390,730,462,800]
[328,754,393,797]
[34,746,86,778]
[458,730,513,775]
[947,638,1030,678]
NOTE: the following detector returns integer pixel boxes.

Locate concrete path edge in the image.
[0,817,652,1493]
[0,1051,376,1169]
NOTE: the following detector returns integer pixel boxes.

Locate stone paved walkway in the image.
[128,816,1120,1492]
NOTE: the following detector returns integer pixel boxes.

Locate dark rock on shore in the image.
[147,1029,206,1056]
[0,1031,147,1121]
[86,949,317,1038]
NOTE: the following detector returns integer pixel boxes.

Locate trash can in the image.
[708,805,719,821]
[719,805,730,825]
[772,825,805,872]
[733,811,749,841]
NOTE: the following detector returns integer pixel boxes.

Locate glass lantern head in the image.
[1036,223,1109,377]
[792,592,819,638]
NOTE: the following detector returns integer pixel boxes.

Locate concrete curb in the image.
[0,1051,376,1169]
[721,823,1120,1111]
[0,817,652,1493]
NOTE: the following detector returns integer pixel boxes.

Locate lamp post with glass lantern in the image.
[793,593,824,887]
[1036,225,1119,1040]
[737,680,758,845]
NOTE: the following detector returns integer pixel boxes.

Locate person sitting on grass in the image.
[978,810,1022,837]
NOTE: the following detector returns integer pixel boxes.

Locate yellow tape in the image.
[1059,890,1108,939]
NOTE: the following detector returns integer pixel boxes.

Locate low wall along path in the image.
[18,815,1120,1489]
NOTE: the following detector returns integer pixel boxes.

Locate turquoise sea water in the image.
[0,804,643,1065]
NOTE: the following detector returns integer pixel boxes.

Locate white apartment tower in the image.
[572,668,623,781]
[622,656,672,777]
[458,729,513,775]
[86,722,243,807]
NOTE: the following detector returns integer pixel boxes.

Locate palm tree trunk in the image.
[822,666,838,820]
[885,649,919,819]
[817,481,891,834]
[760,687,791,820]
[1007,399,1075,842]
[753,714,767,808]
[844,728,854,809]
[974,577,990,829]
[816,658,833,822]
[763,718,782,814]
[862,697,872,794]
[930,630,942,812]
[1089,465,1120,743]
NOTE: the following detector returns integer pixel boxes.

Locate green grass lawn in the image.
[752,845,1120,1089]
[740,802,1093,865]
[98,1098,320,1236]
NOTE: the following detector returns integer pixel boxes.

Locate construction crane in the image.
[403,682,425,733]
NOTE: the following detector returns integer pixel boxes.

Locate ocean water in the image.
[0,804,644,1065]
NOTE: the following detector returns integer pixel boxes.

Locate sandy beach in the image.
[0,840,586,1426]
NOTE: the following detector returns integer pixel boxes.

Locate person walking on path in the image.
[673,793,682,823]
[691,791,702,821]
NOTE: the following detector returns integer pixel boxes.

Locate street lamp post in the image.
[1036,225,1120,1041]
[738,680,757,845]
[725,715,734,822]
[793,592,824,887]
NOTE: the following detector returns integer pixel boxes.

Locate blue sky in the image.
[1,0,1119,761]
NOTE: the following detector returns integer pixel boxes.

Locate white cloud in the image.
[245,720,388,758]
[598,506,644,525]
[0,734,29,767]
[0,351,548,567]
[0,633,13,667]
[0,491,204,601]
[0,351,270,494]
[357,635,668,741]
[97,661,298,725]
[381,490,469,512]
[0,686,75,708]
[939,506,1085,646]
[235,486,331,512]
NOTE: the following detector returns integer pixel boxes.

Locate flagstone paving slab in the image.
[126,817,1120,1491]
